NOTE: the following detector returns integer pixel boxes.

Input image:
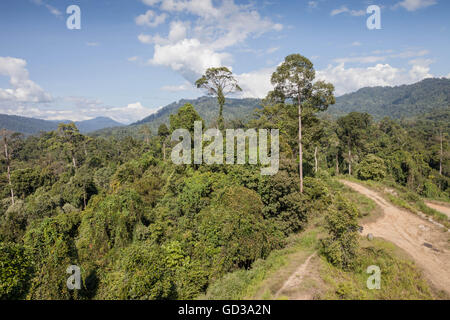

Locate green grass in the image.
[200,228,320,300]
[319,238,445,300]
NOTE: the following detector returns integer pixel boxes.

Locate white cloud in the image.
[316,60,434,96]
[161,82,193,92]
[236,67,275,98]
[331,6,365,16]
[334,56,386,64]
[0,56,52,103]
[351,41,362,47]
[394,0,437,11]
[149,39,231,81]
[0,98,155,124]
[266,47,280,54]
[135,10,167,27]
[31,0,62,17]
[137,0,283,83]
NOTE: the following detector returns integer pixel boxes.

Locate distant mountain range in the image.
[0,115,123,135]
[91,97,262,139]
[2,78,449,137]
[327,78,450,119]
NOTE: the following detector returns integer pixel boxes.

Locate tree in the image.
[195,67,242,130]
[158,124,170,161]
[56,123,83,169]
[1,129,20,205]
[269,54,335,193]
[140,125,151,145]
[337,112,372,176]
[0,242,33,299]
[169,103,204,134]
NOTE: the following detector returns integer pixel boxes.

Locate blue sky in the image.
[0,0,449,123]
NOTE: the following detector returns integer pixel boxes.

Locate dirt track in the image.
[341,180,450,295]
[425,202,450,219]
[274,252,316,299]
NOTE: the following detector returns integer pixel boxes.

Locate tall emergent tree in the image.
[56,123,83,169]
[195,67,242,130]
[269,54,335,193]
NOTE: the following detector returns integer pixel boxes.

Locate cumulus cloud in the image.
[316,60,434,95]
[137,0,283,85]
[394,0,437,11]
[0,56,52,103]
[236,67,275,98]
[135,10,167,27]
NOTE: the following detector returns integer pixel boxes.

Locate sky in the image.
[0,0,449,124]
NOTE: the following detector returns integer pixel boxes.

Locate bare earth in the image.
[425,201,450,219]
[341,180,450,295]
[274,252,316,299]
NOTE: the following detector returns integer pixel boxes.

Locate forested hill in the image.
[3,78,449,138]
[0,114,123,135]
[327,78,450,119]
[91,96,262,139]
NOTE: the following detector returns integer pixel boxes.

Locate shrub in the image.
[321,195,359,270]
[357,154,387,181]
[0,242,33,299]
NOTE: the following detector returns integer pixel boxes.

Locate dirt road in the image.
[341,180,450,295]
[425,201,450,219]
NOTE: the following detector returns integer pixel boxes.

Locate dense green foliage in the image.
[0,56,448,300]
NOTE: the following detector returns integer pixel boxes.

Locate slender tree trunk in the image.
[440,129,443,176]
[71,151,77,169]
[163,141,166,161]
[336,152,339,175]
[83,188,87,210]
[314,146,318,174]
[298,93,303,193]
[3,138,14,205]
[348,141,352,176]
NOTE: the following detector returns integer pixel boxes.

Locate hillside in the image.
[0,114,123,135]
[0,114,58,135]
[91,96,262,138]
[327,78,450,119]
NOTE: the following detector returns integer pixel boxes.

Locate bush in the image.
[357,154,387,181]
[0,242,33,299]
[321,195,359,270]
[98,243,176,300]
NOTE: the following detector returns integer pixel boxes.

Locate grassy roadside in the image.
[202,178,444,300]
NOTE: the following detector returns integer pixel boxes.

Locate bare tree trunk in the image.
[163,141,166,161]
[336,153,339,175]
[314,146,318,174]
[84,142,88,157]
[440,129,443,176]
[298,94,303,193]
[71,152,77,169]
[3,138,14,205]
[348,141,352,176]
